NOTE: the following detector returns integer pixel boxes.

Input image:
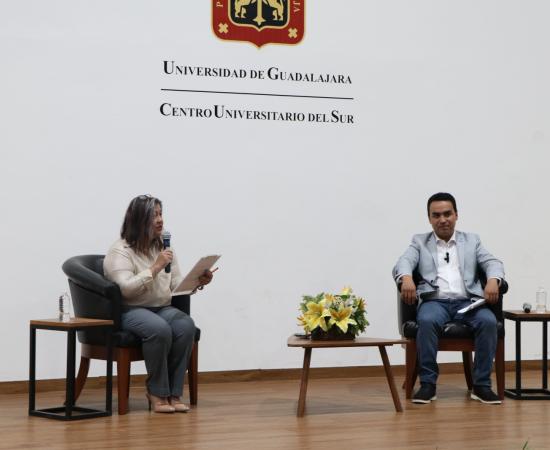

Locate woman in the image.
[104,195,212,413]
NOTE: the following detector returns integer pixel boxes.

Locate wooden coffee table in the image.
[287,335,406,416]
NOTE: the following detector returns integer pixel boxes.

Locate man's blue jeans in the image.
[416,299,497,387]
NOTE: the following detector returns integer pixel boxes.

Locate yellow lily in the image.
[323,293,335,305]
[297,315,310,332]
[304,300,330,331]
[329,306,357,333]
[341,286,353,296]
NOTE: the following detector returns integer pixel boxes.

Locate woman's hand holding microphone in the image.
[151,249,173,277]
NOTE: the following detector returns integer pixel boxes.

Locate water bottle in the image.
[536,287,547,313]
[58,292,71,322]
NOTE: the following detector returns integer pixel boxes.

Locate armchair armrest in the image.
[62,255,123,330]
[62,256,118,298]
[499,279,509,295]
[172,294,192,315]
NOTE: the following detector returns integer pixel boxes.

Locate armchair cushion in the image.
[402,319,505,339]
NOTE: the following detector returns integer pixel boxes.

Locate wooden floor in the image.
[1,370,548,450]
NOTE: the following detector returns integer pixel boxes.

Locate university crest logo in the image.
[212,0,305,48]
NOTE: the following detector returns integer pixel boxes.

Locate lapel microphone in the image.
[444,252,450,263]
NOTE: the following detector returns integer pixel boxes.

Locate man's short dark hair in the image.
[427,192,457,216]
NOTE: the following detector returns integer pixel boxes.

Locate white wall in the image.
[1,1,549,381]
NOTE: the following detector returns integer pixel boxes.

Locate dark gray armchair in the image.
[62,254,200,414]
[397,269,507,399]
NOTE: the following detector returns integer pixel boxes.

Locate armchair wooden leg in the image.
[495,338,505,399]
[462,351,474,390]
[402,363,418,390]
[74,356,90,402]
[405,340,417,399]
[125,360,131,400]
[411,360,418,390]
[188,342,198,405]
[117,349,131,415]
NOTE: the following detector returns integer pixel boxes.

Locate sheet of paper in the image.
[172,255,221,295]
[457,298,486,314]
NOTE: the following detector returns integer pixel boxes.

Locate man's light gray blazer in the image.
[392,231,505,299]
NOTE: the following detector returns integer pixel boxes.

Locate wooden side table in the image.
[287,336,406,417]
[504,310,550,400]
[29,318,114,420]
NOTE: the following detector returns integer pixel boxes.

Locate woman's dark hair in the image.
[121,195,163,255]
[427,192,457,216]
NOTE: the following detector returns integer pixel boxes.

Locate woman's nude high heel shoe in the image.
[169,396,190,413]
[146,393,175,413]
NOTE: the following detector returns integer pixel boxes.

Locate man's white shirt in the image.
[434,232,468,299]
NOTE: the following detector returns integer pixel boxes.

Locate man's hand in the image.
[400,275,417,305]
[484,278,500,304]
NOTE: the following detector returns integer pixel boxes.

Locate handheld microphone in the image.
[444,252,450,263]
[162,230,171,273]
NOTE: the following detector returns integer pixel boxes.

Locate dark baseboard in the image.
[2,360,543,395]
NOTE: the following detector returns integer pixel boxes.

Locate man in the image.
[393,192,504,404]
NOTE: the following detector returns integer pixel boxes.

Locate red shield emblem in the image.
[212,0,305,48]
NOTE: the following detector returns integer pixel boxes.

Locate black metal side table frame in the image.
[504,310,550,400]
[29,318,113,420]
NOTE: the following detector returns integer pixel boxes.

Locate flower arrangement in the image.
[297,287,369,338]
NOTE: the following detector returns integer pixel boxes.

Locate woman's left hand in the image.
[198,269,214,286]
[191,270,214,294]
